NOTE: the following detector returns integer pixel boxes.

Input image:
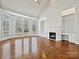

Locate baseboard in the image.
[56,39,62,41]
[62,40,79,45]
[62,40,69,42]
[74,42,79,45]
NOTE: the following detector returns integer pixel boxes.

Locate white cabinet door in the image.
[61,14,75,41]
[62,14,74,33]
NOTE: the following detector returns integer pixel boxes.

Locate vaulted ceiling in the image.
[0,0,51,18]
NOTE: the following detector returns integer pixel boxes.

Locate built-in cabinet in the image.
[61,7,76,43]
[0,9,39,40]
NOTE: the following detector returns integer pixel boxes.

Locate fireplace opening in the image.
[49,32,56,39]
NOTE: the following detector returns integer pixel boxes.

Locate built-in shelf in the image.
[61,33,70,35]
[61,33,70,41]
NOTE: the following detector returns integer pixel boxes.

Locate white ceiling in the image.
[0,0,51,18]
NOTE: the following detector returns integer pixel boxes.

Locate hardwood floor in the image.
[0,36,79,59]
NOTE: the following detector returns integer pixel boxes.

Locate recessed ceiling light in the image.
[34,0,38,2]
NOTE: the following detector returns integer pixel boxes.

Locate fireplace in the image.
[49,32,56,39]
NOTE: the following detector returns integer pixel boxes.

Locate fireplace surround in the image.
[49,32,56,39]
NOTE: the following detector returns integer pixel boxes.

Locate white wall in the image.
[74,2,79,44]
[0,9,1,39]
[40,0,79,42]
